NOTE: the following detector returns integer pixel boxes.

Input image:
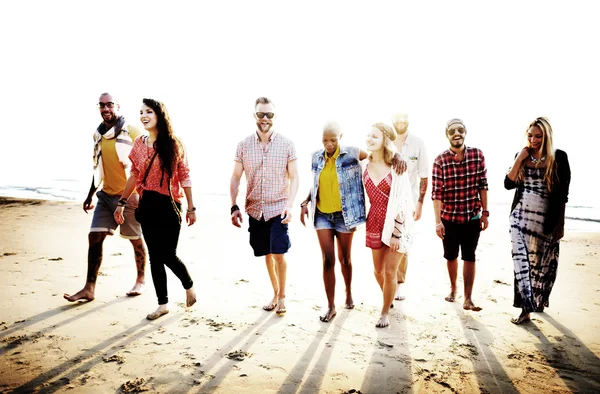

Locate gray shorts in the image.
[90,191,142,239]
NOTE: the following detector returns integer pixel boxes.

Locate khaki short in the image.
[90,191,142,239]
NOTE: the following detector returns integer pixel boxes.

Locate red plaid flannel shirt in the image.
[431,146,488,224]
[235,131,297,221]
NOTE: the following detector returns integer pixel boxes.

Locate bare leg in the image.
[126,238,147,296]
[337,232,355,309]
[273,254,287,314]
[262,255,279,311]
[64,232,107,302]
[463,261,481,311]
[373,248,401,327]
[395,254,408,301]
[445,258,458,302]
[317,229,337,322]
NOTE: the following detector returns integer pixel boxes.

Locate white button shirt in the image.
[396,132,429,203]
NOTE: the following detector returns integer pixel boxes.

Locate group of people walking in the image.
[64,93,570,329]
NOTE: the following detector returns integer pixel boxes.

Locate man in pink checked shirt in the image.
[229,97,299,316]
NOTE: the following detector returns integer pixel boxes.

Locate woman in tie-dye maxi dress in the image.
[505,117,570,324]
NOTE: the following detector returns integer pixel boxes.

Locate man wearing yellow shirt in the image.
[64,93,147,302]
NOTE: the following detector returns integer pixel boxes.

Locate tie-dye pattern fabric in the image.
[510,166,559,313]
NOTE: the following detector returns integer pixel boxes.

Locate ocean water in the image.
[1,175,598,233]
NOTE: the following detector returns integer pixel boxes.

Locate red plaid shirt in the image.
[235,131,297,221]
[431,146,488,224]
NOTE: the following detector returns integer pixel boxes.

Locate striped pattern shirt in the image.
[431,146,488,224]
[235,131,297,221]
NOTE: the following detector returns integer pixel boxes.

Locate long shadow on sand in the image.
[0,297,131,357]
[361,303,413,393]
[531,313,600,392]
[170,312,274,394]
[9,314,179,393]
[456,309,520,393]
[275,311,349,394]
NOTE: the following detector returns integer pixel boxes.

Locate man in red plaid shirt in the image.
[432,118,489,312]
[230,97,299,316]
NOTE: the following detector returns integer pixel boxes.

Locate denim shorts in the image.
[314,209,355,233]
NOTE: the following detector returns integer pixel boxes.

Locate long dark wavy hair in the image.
[143,98,183,181]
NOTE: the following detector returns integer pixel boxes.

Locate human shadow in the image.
[271,311,350,394]
[0,297,130,357]
[10,314,179,393]
[360,303,413,393]
[170,311,274,394]
[456,308,520,393]
[533,313,600,392]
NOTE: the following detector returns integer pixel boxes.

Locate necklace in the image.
[530,155,545,164]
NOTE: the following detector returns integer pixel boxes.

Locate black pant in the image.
[139,191,193,305]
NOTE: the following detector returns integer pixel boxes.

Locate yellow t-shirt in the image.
[316,145,342,213]
[101,125,141,196]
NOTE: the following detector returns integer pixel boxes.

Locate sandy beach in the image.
[0,196,599,393]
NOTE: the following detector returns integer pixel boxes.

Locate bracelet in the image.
[231,204,240,215]
[482,210,490,217]
[391,233,401,239]
[117,198,128,207]
[187,207,196,213]
[300,200,309,208]
[436,222,443,227]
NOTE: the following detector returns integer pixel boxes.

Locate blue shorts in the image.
[314,209,355,233]
[248,215,291,257]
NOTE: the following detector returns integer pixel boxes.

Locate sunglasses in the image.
[98,102,115,109]
[256,112,274,119]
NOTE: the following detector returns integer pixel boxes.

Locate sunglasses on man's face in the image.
[98,102,115,109]
[256,112,274,119]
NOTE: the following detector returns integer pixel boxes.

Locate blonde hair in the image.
[518,117,556,191]
[370,122,397,165]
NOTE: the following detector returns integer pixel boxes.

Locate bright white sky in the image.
[1,1,598,206]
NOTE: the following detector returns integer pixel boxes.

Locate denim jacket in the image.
[310,145,366,228]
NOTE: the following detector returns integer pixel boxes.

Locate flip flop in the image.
[275,307,287,316]
[345,303,355,310]
[262,302,277,311]
[394,295,406,301]
[319,309,337,322]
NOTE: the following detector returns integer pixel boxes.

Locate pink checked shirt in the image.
[129,136,192,203]
[235,131,297,221]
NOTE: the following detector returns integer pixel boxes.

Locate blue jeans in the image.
[314,209,355,233]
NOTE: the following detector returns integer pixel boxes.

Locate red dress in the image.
[364,168,392,249]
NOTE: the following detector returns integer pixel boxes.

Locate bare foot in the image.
[394,285,405,301]
[63,288,95,302]
[275,298,286,315]
[186,287,197,308]
[345,294,355,309]
[463,300,482,312]
[319,307,337,322]
[147,305,169,320]
[445,291,457,303]
[511,312,531,325]
[126,282,145,297]
[376,314,390,328]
